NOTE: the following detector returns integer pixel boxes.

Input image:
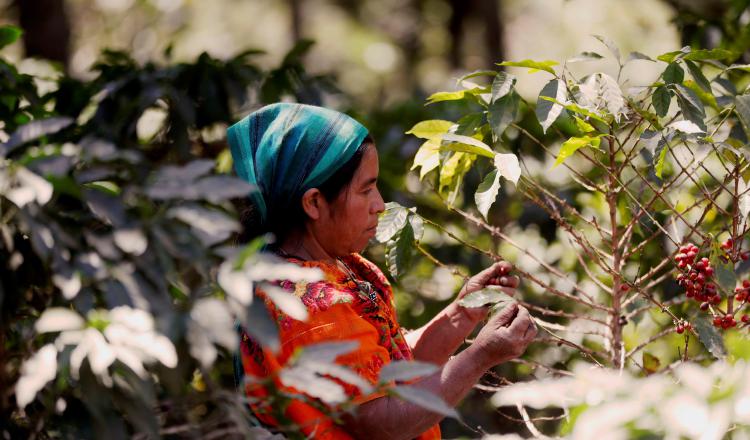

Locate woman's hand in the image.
[466,302,537,369]
[456,261,520,322]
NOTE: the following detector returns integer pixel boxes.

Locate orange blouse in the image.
[239,253,441,439]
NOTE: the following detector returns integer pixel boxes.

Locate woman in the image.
[228,103,536,439]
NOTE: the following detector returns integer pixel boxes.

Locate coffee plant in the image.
[378,36,750,437]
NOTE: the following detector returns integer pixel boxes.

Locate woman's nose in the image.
[373,188,385,214]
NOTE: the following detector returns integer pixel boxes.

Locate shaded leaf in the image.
[652,85,671,117]
[735,94,750,134]
[568,51,603,63]
[1,117,74,156]
[715,260,736,293]
[662,62,684,85]
[490,71,516,102]
[245,299,279,353]
[685,60,711,93]
[642,352,661,374]
[683,48,737,62]
[386,221,415,279]
[488,91,520,140]
[627,52,654,62]
[392,385,459,419]
[672,84,706,131]
[694,316,727,359]
[296,341,359,364]
[536,79,566,133]
[0,25,22,50]
[592,34,621,62]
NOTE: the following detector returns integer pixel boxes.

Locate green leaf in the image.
[406,120,455,140]
[672,84,706,131]
[642,352,661,374]
[715,259,736,292]
[654,138,669,179]
[574,116,595,133]
[385,221,415,279]
[652,86,670,117]
[439,152,474,204]
[553,135,601,168]
[725,331,750,360]
[684,60,711,93]
[379,361,438,383]
[376,202,410,243]
[0,25,22,50]
[475,169,501,220]
[440,133,495,158]
[567,51,603,63]
[458,288,513,308]
[426,90,471,104]
[536,79,566,133]
[735,94,750,135]
[490,71,516,102]
[662,62,684,85]
[657,46,691,63]
[694,315,727,359]
[488,91,520,140]
[408,214,424,241]
[683,48,737,62]
[392,385,460,419]
[540,97,607,123]
[592,34,621,62]
[411,139,441,180]
[559,404,588,436]
[497,59,557,75]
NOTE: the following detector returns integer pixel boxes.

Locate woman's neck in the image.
[277,230,337,264]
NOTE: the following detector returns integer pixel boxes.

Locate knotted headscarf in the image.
[227,103,369,226]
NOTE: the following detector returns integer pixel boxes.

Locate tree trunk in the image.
[15,0,71,69]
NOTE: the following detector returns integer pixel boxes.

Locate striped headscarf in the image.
[227,103,369,226]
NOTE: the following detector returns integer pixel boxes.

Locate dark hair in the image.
[235,135,375,244]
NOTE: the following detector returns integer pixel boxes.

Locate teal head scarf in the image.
[227,103,369,227]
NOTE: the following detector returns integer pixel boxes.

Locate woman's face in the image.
[315,145,385,256]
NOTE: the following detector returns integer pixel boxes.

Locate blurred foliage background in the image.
[2,0,750,438]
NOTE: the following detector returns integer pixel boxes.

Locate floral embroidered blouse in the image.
[239,253,441,439]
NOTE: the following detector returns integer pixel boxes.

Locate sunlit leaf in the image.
[262,284,308,322]
[497,59,557,75]
[411,139,441,180]
[15,344,57,408]
[458,288,513,308]
[376,202,409,242]
[494,153,520,185]
[553,136,602,168]
[475,169,501,220]
[35,308,85,333]
[536,79,566,133]
[379,360,439,383]
[735,94,750,134]
[440,133,495,158]
[1,117,73,156]
[627,52,654,62]
[406,120,455,140]
[668,120,704,134]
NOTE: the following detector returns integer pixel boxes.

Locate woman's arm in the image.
[405,262,519,364]
[344,303,536,440]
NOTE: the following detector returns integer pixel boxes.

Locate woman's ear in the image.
[300,188,324,220]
